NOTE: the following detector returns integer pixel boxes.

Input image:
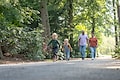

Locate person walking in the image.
[48,33,60,62]
[62,39,72,61]
[89,32,98,60]
[78,30,88,60]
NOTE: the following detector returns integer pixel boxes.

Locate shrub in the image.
[113,45,120,59]
[0,27,45,60]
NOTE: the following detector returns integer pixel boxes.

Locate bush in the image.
[0,27,45,60]
[113,45,120,59]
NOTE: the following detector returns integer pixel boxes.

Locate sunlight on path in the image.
[106,66,120,69]
[105,60,120,69]
[97,55,120,69]
[95,55,120,69]
[97,55,112,59]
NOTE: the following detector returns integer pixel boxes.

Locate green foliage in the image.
[97,35,115,56]
[114,46,120,54]
[113,45,120,59]
[0,27,44,60]
[0,0,44,60]
[0,0,117,60]
[19,0,41,10]
[0,0,40,28]
[57,51,65,60]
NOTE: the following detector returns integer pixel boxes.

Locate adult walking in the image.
[78,30,89,60]
[89,32,98,60]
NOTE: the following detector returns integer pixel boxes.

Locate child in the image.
[63,39,72,61]
[48,33,60,62]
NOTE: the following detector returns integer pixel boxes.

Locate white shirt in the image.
[78,34,88,46]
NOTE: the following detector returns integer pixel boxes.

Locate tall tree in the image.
[0,43,3,59]
[117,0,120,43]
[90,0,96,33]
[113,0,118,46]
[67,0,74,47]
[40,0,50,39]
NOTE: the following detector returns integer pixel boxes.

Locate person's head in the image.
[52,33,58,39]
[81,30,85,35]
[91,32,95,38]
[64,38,69,45]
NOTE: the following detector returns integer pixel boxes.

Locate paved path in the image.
[0,58,120,80]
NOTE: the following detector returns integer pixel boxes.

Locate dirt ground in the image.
[0,53,35,64]
[0,55,119,64]
[0,57,32,64]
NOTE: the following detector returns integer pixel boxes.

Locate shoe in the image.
[68,59,70,61]
[82,57,84,60]
[91,58,94,60]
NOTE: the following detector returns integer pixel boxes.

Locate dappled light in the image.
[0,0,119,61]
[0,0,120,79]
[105,66,120,69]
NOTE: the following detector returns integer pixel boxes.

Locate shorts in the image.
[52,47,59,55]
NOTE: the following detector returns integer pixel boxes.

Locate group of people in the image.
[78,31,98,60]
[47,30,98,62]
[47,33,72,62]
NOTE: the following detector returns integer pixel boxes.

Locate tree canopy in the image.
[0,0,119,60]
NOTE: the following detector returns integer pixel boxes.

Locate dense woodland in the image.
[0,0,120,60]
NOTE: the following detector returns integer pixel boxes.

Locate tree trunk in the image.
[91,17,95,33]
[0,43,3,59]
[40,0,50,39]
[67,0,74,48]
[117,0,120,44]
[91,3,95,33]
[113,0,118,46]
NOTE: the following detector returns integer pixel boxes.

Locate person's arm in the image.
[61,44,64,52]
[57,40,60,48]
[87,38,89,47]
[48,40,52,46]
[96,38,98,47]
[78,38,80,47]
[86,35,89,46]
[78,35,81,47]
[89,38,91,47]
[68,43,73,52]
